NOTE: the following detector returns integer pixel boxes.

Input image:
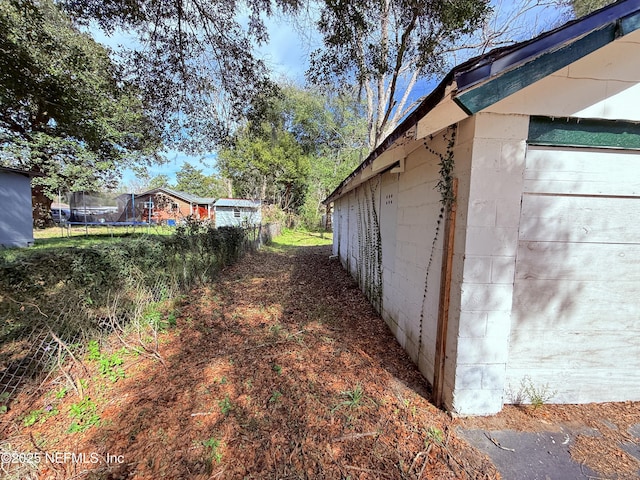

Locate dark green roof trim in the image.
[528,116,640,150]
[456,23,619,115]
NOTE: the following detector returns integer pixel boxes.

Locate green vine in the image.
[417,125,457,361]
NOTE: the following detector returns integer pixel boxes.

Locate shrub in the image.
[0,224,248,342]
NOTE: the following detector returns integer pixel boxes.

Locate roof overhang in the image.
[323,0,640,205]
[0,166,44,178]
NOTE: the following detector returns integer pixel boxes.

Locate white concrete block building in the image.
[325,1,640,416]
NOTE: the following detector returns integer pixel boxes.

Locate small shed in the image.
[213,199,261,227]
[325,1,640,416]
[0,166,40,248]
[135,188,215,224]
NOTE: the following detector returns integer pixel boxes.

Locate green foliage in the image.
[218,395,233,416]
[68,398,100,433]
[55,387,68,400]
[0,225,248,342]
[425,427,444,446]
[218,83,366,217]
[269,391,282,403]
[98,354,125,383]
[509,376,557,409]
[308,0,491,149]
[0,392,9,414]
[141,303,177,332]
[86,340,125,382]
[174,162,228,198]
[23,405,58,427]
[334,384,365,411]
[0,0,162,199]
[202,437,223,464]
[87,340,101,361]
[570,0,615,17]
[59,0,297,153]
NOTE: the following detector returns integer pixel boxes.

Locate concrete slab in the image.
[458,428,600,480]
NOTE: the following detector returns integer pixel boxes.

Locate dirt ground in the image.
[1,243,498,479]
[2,241,638,479]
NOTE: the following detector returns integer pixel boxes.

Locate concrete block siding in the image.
[333,113,529,415]
[444,113,528,415]
[333,133,449,385]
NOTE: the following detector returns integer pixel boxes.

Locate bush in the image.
[0,224,248,340]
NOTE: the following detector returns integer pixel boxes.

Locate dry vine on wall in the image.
[417,125,457,361]
[356,178,383,312]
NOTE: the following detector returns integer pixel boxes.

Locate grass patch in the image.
[264,228,332,253]
[0,226,173,262]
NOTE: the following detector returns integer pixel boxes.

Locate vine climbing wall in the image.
[332,127,459,385]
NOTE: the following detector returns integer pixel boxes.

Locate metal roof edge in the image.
[0,166,45,178]
[138,187,215,205]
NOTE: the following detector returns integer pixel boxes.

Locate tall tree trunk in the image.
[32,184,53,228]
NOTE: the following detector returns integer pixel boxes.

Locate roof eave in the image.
[323,0,640,206]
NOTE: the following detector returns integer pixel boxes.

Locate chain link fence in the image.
[0,223,281,403]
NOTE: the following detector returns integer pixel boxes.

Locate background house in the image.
[132,188,215,224]
[213,199,262,227]
[326,0,640,416]
[0,166,40,247]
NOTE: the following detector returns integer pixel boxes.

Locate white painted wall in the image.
[507,145,640,404]
[215,206,261,227]
[0,172,34,248]
[486,29,640,121]
[442,113,529,415]
[332,132,454,385]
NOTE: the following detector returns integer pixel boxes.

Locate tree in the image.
[174,162,228,198]
[148,174,171,189]
[569,0,614,17]
[218,83,367,219]
[307,0,491,150]
[0,0,162,221]
[59,0,303,153]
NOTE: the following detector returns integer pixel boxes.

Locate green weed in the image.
[269,391,282,403]
[202,437,223,464]
[508,375,557,409]
[68,398,100,433]
[425,426,444,446]
[87,341,125,382]
[55,387,68,399]
[0,392,10,414]
[87,340,101,361]
[334,384,365,412]
[272,364,282,375]
[219,396,233,416]
[23,405,58,427]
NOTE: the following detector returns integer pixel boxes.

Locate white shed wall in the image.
[332,132,455,385]
[215,206,261,227]
[0,172,34,248]
[442,113,529,415]
[507,146,640,404]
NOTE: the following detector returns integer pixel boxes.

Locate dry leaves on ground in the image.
[1,244,498,479]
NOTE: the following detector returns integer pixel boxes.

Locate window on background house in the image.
[171,202,179,212]
[233,207,241,218]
